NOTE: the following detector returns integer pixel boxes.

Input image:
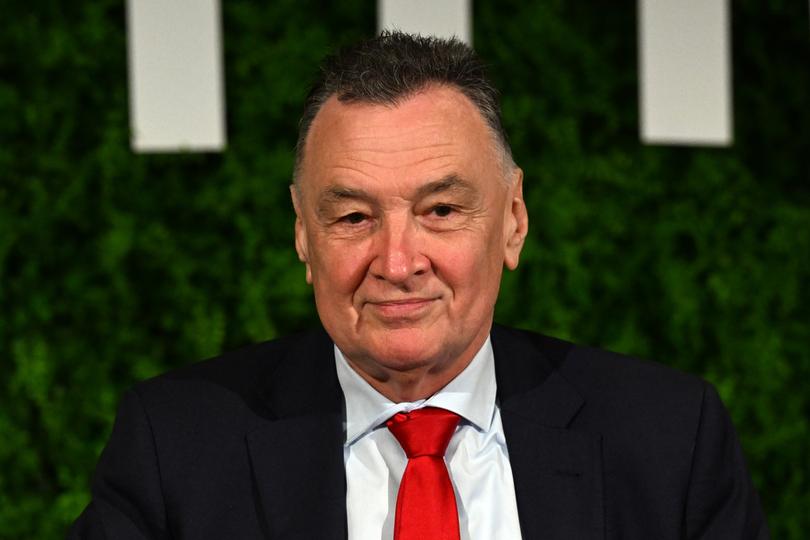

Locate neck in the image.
[343,334,488,403]
[347,359,472,403]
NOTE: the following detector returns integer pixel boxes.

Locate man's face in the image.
[293,86,527,387]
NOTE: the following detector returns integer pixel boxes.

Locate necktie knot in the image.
[386,407,461,458]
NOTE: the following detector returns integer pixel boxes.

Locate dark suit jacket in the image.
[70,325,768,539]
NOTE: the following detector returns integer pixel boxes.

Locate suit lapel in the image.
[246,329,348,539]
[492,325,606,539]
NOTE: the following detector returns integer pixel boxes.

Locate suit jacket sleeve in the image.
[69,389,169,540]
[685,382,769,539]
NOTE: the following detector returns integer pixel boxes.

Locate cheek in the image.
[434,240,502,292]
[309,238,373,296]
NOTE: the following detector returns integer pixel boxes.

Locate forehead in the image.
[300,86,501,183]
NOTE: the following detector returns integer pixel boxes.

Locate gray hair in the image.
[293,31,515,184]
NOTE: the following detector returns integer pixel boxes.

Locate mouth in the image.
[366,297,439,320]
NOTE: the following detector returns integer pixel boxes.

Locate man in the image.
[71,32,768,539]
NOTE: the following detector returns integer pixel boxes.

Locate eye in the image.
[340,212,368,224]
[430,205,454,217]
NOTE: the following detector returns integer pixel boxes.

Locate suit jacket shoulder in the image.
[491,324,768,539]
[70,327,347,539]
[137,327,336,416]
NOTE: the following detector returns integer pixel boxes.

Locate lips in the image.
[366,297,438,319]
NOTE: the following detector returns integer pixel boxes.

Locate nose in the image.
[369,214,429,285]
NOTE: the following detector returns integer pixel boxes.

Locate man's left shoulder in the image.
[492,324,711,429]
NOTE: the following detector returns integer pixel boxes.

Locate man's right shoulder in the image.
[128,327,334,423]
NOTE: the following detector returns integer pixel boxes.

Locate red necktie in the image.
[386,407,462,540]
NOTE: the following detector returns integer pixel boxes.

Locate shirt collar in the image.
[335,337,497,446]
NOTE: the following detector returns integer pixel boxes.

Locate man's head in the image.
[294,31,515,184]
[291,32,528,400]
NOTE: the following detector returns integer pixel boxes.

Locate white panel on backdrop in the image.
[639,0,732,146]
[126,0,226,152]
[378,0,472,45]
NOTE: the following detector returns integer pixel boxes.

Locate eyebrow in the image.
[315,173,478,217]
[413,174,478,200]
[316,186,374,219]
[319,186,374,204]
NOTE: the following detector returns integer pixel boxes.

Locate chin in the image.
[364,329,454,372]
[373,347,438,373]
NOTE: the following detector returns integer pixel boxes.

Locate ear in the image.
[503,168,528,271]
[290,185,313,284]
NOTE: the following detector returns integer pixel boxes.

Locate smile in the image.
[366,298,438,319]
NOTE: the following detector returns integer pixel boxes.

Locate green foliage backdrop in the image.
[1,1,807,537]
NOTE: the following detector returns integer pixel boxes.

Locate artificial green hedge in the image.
[1,1,807,537]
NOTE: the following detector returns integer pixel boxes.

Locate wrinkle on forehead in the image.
[336,141,457,155]
[338,153,458,172]
[329,126,463,169]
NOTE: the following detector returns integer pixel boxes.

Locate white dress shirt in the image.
[335,337,524,540]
